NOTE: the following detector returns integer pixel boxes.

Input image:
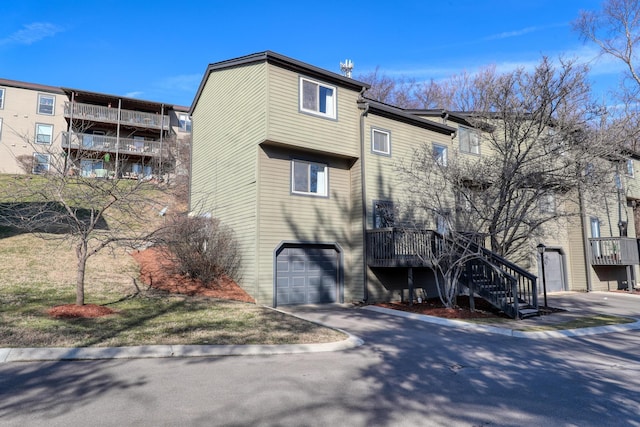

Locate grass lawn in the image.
[0,230,346,348]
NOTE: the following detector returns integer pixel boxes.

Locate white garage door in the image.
[276,245,339,305]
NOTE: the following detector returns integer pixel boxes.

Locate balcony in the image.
[61,132,165,157]
[64,102,170,131]
[366,228,442,267]
[589,237,640,266]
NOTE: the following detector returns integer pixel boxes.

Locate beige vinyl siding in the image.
[190,62,268,298]
[0,85,66,174]
[265,66,361,158]
[256,144,356,305]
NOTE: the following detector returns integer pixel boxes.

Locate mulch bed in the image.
[48,304,116,318]
[376,295,511,319]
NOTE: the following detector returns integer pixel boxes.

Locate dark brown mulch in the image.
[376,296,511,319]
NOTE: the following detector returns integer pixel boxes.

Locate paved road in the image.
[1,293,639,426]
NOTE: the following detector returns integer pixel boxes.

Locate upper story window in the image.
[37,94,55,115]
[371,128,390,155]
[35,123,53,144]
[433,143,448,166]
[300,77,336,119]
[0,88,5,109]
[179,113,192,132]
[626,159,634,177]
[539,192,556,214]
[459,125,480,155]
[291,159,328,197]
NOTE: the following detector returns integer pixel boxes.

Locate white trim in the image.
[371,128,391,155]
[35,123,53,145]
[291,159,329,197]
[37,93,55,116]
[299,77,336,119]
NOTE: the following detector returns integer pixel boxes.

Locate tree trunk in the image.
[75,242,88,306]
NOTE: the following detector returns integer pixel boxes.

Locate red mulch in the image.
[131,247,255,303]
[48,304,116,319]
[376,295,510,319]
[47,247,254,319]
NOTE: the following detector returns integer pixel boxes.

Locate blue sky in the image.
[0,0,620,108]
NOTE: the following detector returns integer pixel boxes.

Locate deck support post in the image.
[626,265,633,292]
[408,267,414,306]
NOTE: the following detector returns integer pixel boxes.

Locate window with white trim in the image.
[37,94,55,115]
[300,77,336,119]
[35,123,53,144]
[0,88,5,109]
[371,128,390,155]
[179,113,192,132]
[459,125,480,155]
[433,143,447,166]
[291,159,328,197]
[33,153,50,174]
[373,200,394,228]
[539,192,556,214]
[626,159,634,177]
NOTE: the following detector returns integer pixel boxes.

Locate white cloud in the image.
[156,74,202,93]
[484,26,540,41]
[125,91,144,99]
[0,22,63,46]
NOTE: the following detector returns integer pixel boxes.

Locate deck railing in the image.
[61,132,165,157]
[366,228,440,267]
[589,237,640,265]
[64,102,170,130]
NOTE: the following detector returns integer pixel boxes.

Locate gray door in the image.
[276,246,338,305]
[542,250,565,293]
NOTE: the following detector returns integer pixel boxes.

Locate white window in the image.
[371,128,390,155]
[179,113,192,132]
[459,125,480,155]
[291,159,328,197]
[300,77,336,119]
[33,153,50,174]
[373,200,394,228]
[436,211,451,235]
[626,159,634,177]
[433,143,448,166]
[35,123,53,144]
[0,88,4,109]
[37,94,55,115]
[539,192,556,214]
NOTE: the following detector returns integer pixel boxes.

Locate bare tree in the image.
[574,0,640,101]
[357,67,420,108]
[0,135,171,306]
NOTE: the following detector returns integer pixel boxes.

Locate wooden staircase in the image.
[459,243,539,319]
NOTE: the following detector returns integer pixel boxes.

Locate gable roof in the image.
[190,51,371,113]
[0,77,65,95]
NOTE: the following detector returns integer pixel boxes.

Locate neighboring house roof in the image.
[190,51,371,114]
[0,77,65,95]
[405,109,479,128]
[365,100,456,136]
[61,87,177,114]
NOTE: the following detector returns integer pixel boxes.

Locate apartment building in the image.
[189,51,639,315]
[0,78,191,178]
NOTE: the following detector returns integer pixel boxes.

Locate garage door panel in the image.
[276,245,339,305]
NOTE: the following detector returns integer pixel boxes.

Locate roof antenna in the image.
[340,59,354,78]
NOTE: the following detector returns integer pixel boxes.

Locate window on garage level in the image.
[291,159,328,197]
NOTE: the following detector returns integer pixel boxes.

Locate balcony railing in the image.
[366,228,442,267]
[64,102,170,131]
[61,132,165,157]
[589,237,640,265]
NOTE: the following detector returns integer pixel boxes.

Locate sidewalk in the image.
[1,292,638,363]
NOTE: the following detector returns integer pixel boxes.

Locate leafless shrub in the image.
[160,215,240,286]
[16,155,34,174]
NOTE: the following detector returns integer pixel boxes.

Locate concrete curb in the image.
[363,306,640,339]
[0,334,364,363]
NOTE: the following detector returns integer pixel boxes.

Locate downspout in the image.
[579,185,593,292]
[358,92,370,303]
[115,99,121,179]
